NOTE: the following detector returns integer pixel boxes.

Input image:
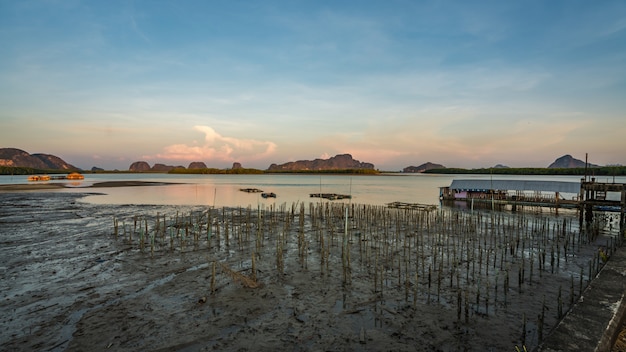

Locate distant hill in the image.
[129,161,151,172]
[188,162,208,169]
[548,155,599,168]
[403,162,445,173]
[128,161,183,172]
[151,163,178,172]
[493,164,509,169]
[0,148,79,170]
[267,154,375,171]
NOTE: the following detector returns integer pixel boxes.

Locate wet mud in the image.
[0,192,620,351]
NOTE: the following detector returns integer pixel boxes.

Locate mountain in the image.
[188,162,208,169]
[128,161,184,172]
[548,155,599,168]
[267,154,375,171]
[128,161,151,172]
[0,148,79,170]
[403,162,445,173]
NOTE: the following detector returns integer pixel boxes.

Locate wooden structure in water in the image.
[66,172,84,180]
[580,178,626,231]
[239,188,263,193]
[386,202,437,211]
[28,172,84,181]
[310,193,352,200]
[439,179,581,209]
[440,178,626,231]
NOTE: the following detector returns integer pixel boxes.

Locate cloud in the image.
[150,125,277,164]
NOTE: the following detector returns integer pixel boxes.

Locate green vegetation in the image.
[168,167,265,175]
[424,166,626,176]
[0,166,70,175]
[86,170,154,174]
[0,166,375,175]
[169,167,379,175]
[4,164,624,176]
[266,168,380,175]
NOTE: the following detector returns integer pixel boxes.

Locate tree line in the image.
[3,165,625,176]
[423,166,626,176]
[168,168,380,175]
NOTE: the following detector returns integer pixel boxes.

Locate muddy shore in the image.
[0,190,621,351]
[0,180,175,191]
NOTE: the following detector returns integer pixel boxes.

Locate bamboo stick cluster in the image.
[111,202,621,348]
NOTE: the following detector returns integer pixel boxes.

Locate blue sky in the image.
[1,0,625,170]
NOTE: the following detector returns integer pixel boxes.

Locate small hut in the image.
[66,172,84,180]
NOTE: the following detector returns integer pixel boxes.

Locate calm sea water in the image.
[2,173,624,208]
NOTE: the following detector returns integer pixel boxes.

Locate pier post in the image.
[555,192,559,215]
[585,203,593,225]
[619,187,626,236]
[579,179,585,228]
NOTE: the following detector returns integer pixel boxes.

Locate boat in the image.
[66,172,84,180]
[261,192,276,198]
[27,175,51,181]
[239,188,263,193]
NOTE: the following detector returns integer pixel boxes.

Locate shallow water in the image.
[4,173,623,208]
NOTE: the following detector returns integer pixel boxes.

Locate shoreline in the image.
[0,180,175,191]
[0,191,623,351]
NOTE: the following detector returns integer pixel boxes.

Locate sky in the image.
[1,1,625,171]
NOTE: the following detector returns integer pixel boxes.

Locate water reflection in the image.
[5,173,621,209]
[71,174,454,207]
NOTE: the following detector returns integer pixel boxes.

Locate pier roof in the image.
[448,179,580,194]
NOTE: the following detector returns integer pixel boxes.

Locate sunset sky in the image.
[1,1,625,171]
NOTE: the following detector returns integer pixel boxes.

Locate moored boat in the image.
[66,172,84,180]
[28,175,51,181]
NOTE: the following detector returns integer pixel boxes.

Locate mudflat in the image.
[0,183,66,191]
[0,191,618,351]
[0,180,175,192]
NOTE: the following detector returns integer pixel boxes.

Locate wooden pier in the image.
[580,178,626,230]
[440,178,626,231]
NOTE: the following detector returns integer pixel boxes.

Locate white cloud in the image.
[151,125,277,164]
